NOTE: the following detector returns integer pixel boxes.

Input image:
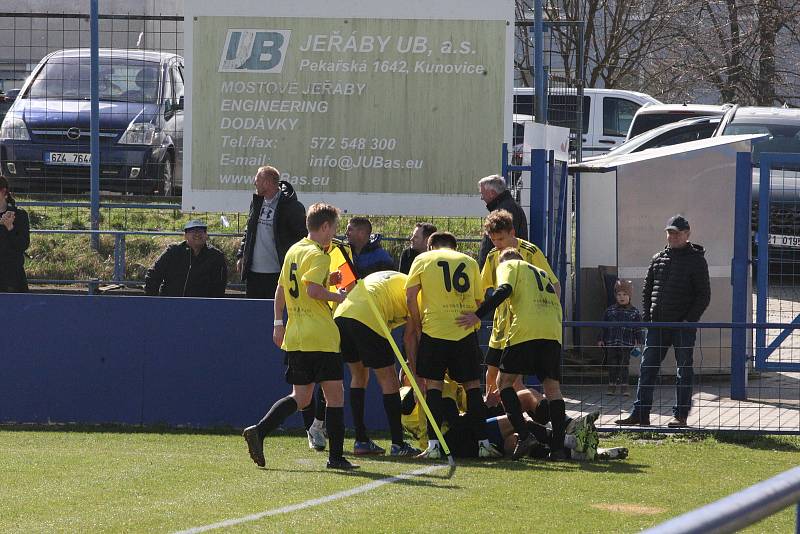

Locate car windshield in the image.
[26,56,161,103]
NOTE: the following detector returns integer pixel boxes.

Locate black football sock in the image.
[531,398,550,424]
[550,399,567,451]
[315,388,327,421]
[301,397,315,431]
[466,387,489,440]
[425,389,444,441]
[350,387,369,442]
[255,396,298,440]
[500,387,528,440]
[383,392,404,445]
[326,406,345,460]
[524,420,551,443]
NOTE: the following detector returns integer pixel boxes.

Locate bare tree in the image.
[516,0,800,105]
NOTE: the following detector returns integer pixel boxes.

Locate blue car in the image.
[0,48,184,195]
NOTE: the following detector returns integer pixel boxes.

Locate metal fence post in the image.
[113,233,126,281]
[89,0,100,251]
[529,148,547,251]
[731,151,751,400]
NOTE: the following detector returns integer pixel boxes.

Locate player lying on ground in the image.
[400,382,626,461]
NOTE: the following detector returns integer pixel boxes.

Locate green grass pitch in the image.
[2,427,798,533]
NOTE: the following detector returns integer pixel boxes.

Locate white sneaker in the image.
[307,423,327,451]
[416,442,443,460]
[478,441,503,458]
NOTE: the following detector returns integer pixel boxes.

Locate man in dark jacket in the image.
[236,166,307,298]
[0,175,30,293]
[345,216,395,276]
[398,222,437,274]
[477,175,528,269]
[145,220,228,297]
[615,215,710,428]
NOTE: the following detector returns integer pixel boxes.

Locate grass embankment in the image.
[19,198,484,283]
[1,428,797,533]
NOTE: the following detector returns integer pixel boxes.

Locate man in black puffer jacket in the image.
[616,215,710,428]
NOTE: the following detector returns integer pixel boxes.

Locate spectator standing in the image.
[615,215,710,428]
[0,175,30,293]
[477,175,528,269]
[237,166,307,299]
[345,216,395,276]
[597,279,644,396]
[398,222,437,274]
[144,220,228,297]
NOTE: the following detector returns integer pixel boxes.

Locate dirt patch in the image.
[591,503,666,515]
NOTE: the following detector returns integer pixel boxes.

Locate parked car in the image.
[626,103,732,140]
[513,87,660,158]
[0,48,184,195]
[716,106,800,275]
[582,116,721,162]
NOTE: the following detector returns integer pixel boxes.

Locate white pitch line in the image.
[173,464,446,534]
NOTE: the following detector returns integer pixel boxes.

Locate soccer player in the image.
[333,270,421,456]
[480,209,560,398]
[242,202,358,470]
[405,231,502,459]
[458,249,567,460]
[302,236,358,452]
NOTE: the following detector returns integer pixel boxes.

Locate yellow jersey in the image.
[334,271,409,336]
[481,239,557,349]
[496,259,562,345]
[400,378,467,450]
[405,248,483,341]
[280,237,340,353]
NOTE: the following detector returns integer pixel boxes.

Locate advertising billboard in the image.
[184,0,514,214]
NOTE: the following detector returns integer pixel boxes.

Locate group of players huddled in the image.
[242,201,626,470]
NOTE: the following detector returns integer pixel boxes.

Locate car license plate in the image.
[768,234,800,249]
[45,152,92,165]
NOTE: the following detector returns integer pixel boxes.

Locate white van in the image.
[513,87,660,157]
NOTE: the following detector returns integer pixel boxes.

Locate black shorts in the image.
[484,347,503,368]
[500,339,562,382]
[285,351,343,385]
[417,332,482,383]
[335,316,396,369]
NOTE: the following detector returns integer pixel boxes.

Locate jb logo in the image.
[219,29,291,73]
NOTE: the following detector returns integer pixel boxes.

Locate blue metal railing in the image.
[642,466,800,534]
[27,229,481,293]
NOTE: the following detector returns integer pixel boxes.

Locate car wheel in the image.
[159,156,174,197]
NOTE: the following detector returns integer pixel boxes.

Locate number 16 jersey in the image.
[405,248,483,340]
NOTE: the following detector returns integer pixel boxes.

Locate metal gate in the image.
[755,152,800,372]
